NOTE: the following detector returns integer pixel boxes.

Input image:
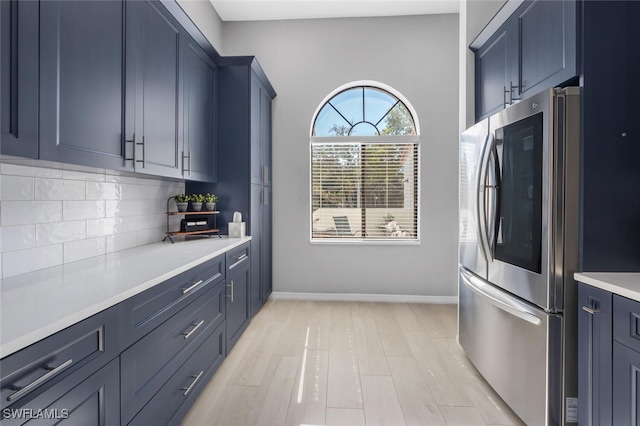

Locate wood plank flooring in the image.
[182,300,525,426]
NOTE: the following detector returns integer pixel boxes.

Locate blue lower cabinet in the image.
[226,243,251,354]
[577,283,612,425]
[128,322,226,426]
[120,281,225,424]
[0,358,120,426]
[613,341,640,424]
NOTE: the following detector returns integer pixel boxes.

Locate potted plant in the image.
[203,193,218,211]
[190,193,205,211]
[174,194,190,212]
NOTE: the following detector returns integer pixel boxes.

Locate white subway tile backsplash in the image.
[86,181,122,200]
[62,169,106,182]
[122,215,151,233]
[86,217,124,238]
[2,244,63,278]
[136,227,164,246]
[0,163,63,178]
[1,225,36,252]
[122,183,149,201]
[106,200,151,217]
[64,237,106,263]
[1,160,186,277]
[1,175,35,200]
[1,201,63,226]
[35,178,86,201]
[106,232,138,253]
[36,221,87,245]
[63,200,106,221]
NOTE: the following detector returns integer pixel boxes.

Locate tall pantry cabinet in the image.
[188,56,275,316]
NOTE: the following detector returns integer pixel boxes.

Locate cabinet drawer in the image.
[1,357,120,426]
[120,281,225,424]
[128,322,225,426]
[226,242,250,272]
[613,295,640,352]
[120,254,225,347]
[0,306,120,411]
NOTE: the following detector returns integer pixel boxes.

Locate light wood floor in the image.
[182,300,525,426]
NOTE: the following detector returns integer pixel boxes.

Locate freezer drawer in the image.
[458,268,562,426]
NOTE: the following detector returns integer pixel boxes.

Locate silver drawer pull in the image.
[182,320,205,340]
[182,280,203,294]
[230,254,248,270]
[181,371,204,396]
[7,358,73,402]
[227,281,234,302]
[582,306,599,315]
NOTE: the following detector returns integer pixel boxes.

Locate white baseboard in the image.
[270,292,457,304]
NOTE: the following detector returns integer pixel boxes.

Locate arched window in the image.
[310,82,419,242]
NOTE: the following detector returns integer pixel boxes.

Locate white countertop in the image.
[575,272,640,302]
[0,236,251,358]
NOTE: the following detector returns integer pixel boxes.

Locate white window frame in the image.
[309,81,421,245]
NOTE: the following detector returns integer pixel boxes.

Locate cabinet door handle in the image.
[235,253,247,261]
[582,305,599,315]
[140,135,146,168]
[263,166,269,184]
[503,81,520,107]
[181,371,204,396]
[182,280,203,294]
[227,280,234,302]
[182,320,205,340]
[7,359,73,402]
[183,151,192,176]
[125,133,136,164]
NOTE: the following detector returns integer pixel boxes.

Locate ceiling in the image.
[209,0,460,22]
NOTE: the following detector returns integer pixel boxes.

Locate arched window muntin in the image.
[311,83,419,138]
[310,81,420,243]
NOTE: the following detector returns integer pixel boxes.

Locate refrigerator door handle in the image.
[460,268,543,326]
[476,133,495,261]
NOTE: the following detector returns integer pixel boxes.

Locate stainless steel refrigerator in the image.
[458,87,580,425]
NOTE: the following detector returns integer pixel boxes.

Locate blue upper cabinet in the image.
[474,18,518,120]
[125,0,183,179]
[182,36,218,182]
[1,0,39,159]
[473,0,578,121]
[39,0,127,171]
[516,0,577,99]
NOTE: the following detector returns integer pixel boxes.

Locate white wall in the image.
[221,15,460,297]
[177,0,225,55]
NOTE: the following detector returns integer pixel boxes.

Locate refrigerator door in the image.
[459,267,562,426]
[485,87,580,312]
[459,118,489,279]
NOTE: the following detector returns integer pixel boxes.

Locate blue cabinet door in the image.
[182,36,218,182]
[516,0,577,99]
[473,0,577,121]
[577,283,612,426]
[261,186,272,301]
[38,0,126,171]
[474,18,518,121]
[0,0,39,158]
[250,184,264,316]
[226,258,251,354]
[613,341,640,425]
[126,0,183,178]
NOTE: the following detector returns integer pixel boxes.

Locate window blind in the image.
[311,142,418,240]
